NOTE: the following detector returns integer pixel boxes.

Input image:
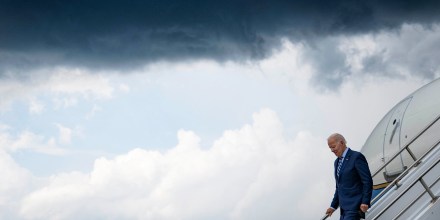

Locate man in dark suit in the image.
[325,133,373,220]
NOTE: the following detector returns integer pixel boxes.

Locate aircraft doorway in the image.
[383,97,412,182]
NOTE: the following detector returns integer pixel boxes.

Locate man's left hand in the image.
[360,204,369,212]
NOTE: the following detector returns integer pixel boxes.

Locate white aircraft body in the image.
[322,78,440,220]
[362,78,440,219]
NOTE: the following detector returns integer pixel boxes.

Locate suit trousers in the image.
[340,209,361,220]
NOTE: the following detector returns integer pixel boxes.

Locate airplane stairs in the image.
[365,141,440,220]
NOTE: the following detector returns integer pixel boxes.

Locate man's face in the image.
[328,137,346,158]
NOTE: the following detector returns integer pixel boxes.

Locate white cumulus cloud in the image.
[18,109,334,220]
[0,150,34,219]
[0,124,67,155]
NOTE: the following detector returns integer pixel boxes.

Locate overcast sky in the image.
[1,1,440,219]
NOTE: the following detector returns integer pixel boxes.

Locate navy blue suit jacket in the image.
[331,148,373,211]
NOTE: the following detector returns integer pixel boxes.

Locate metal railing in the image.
[393,175,440,220]
[366,113,440,219]
[371,136,440,205]
[320,214,329,220]
[370,113,440,205]
[320,114,440,220]
[370,159,440,219]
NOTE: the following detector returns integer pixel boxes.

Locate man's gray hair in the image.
[328,133,347,144]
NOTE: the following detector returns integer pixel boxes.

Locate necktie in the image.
[337,157,344,177]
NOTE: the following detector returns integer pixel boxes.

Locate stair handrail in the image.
[370,158,440,219]
[371,135,440,204]
[393,174,440,219]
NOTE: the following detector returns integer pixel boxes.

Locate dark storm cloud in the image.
[1,0,440,81]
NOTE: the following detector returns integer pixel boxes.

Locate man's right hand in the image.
[326,207,335,216]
